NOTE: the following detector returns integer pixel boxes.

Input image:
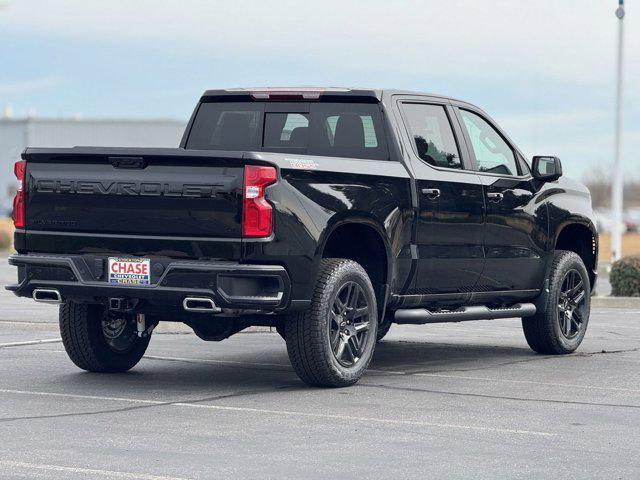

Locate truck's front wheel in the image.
[285,259,378,387]
[522,250,591,354]
[59,302,151,372]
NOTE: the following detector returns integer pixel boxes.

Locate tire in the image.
[59,302,151,373]
[376,310,393,342]
[285,258,378,387]
[522,250,591,354]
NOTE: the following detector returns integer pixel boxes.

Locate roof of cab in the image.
[200,87,456,103]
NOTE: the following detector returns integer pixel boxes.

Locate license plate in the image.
[108,257,151,285]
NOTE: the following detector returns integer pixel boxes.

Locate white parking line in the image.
[20,350,640,392]
[0,388,163,405]
[411,372,640,393]
[0,460,190,480]
[0,388,554,437]
[591,307,640,315]
[0,338,62,348]
[172,402,555,436]
[0,320,57,325]
[145,354,289,368]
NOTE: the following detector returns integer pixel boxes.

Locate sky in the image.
[1,0,638,181]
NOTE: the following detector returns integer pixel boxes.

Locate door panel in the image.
[414,172,485,294]
[397,101,485,297]
[454,107,548,292]
[477,176,548,291]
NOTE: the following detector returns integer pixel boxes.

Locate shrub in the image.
[0,218,13,251]
[610,256,640,297]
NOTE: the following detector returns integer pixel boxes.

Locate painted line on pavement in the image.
[0,338,62,348]
[145,354,289,368]
[0,460,190,480]
[0,388,554,437]
[411,372,640,393]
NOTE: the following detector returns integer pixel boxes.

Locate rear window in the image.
[186,102,388,160]
[185,103,263,150]
[263,113,309,148]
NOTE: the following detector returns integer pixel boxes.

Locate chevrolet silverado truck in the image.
[7,87,598,387]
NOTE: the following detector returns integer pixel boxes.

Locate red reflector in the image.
[242,165,277,238]
[12,160,26,228]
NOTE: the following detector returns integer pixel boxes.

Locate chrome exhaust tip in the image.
[32,288,62,304]
[182,297,221,313]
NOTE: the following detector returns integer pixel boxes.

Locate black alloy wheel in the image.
[557,269,587,340]
[329,281,373,367]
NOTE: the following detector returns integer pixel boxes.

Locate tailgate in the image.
[22,148,255,257]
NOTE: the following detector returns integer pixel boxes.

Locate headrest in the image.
[288,127,308,147]
[414,136,429,158]
[334,114,364,148]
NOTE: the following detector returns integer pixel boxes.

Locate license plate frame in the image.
[108,257,151,286]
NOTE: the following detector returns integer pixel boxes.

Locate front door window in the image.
[460,109,518,176]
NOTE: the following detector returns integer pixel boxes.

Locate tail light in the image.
[242,165,276,238]
[12,160,26,228]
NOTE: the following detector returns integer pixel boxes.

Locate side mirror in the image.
[532,156,562,182]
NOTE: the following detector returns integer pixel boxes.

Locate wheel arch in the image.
[553,219,598,288]
[317,214,392,310]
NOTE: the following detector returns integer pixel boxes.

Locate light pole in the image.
[611,0,625,262]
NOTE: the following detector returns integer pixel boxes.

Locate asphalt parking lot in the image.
[1,257,639,479]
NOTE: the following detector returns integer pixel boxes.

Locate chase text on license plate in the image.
[108,258,151,285]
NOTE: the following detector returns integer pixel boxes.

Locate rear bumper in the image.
[6,253,294,312]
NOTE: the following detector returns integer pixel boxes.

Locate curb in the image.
[591,296,640,309]
[154,322,274,335]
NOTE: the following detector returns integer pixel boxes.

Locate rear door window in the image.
[400,103,463,170]
[187,101,388,160]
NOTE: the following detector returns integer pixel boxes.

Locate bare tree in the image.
[583,165,611,208]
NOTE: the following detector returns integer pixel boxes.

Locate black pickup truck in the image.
[7,87,598,387]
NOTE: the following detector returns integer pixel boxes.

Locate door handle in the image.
[422,188,441,200]
[487,192,504,202]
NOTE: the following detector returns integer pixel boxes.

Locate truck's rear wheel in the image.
[285,259,378,387]
[522,250,590,354]
[59,302,150,372]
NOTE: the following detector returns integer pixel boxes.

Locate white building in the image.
[0,116,186,215]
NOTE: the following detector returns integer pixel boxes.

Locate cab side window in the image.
[459,109,519,176]
[401,103,463,170]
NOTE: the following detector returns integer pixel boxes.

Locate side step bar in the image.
[394,303,536,325]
